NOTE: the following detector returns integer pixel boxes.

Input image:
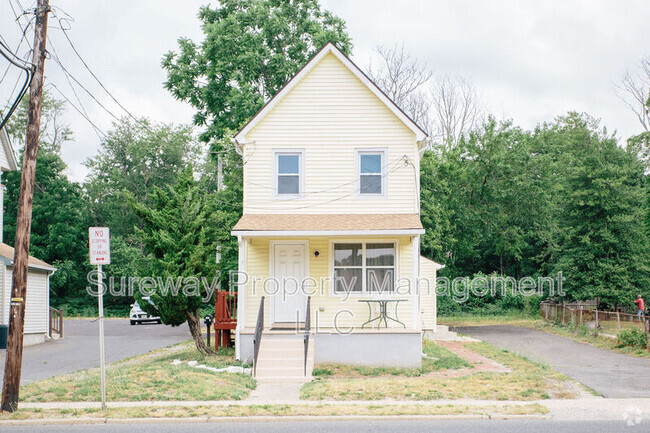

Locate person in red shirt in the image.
[633,295,645,321]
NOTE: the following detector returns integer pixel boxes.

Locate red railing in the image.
[214,291,237,351]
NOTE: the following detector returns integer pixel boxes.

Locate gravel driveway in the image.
[455,325,650,398]
[0,319,191,384]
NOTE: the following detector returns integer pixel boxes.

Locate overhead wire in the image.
[46,82,107,138]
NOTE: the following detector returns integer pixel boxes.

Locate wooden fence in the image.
[540,302,650,336]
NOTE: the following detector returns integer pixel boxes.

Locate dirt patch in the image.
[424,341,511,378]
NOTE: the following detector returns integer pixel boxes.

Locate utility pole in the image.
[1,0,50,413]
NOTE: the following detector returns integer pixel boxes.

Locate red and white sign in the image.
[89,227,111,265]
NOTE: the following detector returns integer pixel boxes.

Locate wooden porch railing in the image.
[49,307,63,339]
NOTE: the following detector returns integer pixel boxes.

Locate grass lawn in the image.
[301,341,580,401]
[0,403,549,421]
[312,340,471,378]
[20,341,257,402]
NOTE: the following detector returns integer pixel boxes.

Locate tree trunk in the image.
[185,309,215,355]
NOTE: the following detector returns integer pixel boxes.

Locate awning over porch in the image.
[231,213,424,237]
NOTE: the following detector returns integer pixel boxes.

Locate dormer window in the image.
[358,149,385,196]
[274,150,304,196]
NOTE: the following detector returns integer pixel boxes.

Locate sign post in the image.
[89,227,110,410]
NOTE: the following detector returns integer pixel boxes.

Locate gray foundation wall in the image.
[239,332,422,368]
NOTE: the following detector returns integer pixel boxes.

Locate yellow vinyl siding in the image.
[419,257,438,331]
[243,236,417,329]
[243,52,419,214]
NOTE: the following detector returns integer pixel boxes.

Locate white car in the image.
[129,297,162,325]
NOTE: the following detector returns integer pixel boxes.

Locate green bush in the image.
[616,328,648,348]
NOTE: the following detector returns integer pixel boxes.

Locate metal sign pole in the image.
[89,227,109,410]
[98,263,106,410]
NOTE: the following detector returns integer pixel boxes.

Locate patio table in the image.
[359,299,407,329]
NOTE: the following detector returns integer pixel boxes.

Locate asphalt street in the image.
[455,325,650,398]
[0,319,191,384]
[0,419,642,433]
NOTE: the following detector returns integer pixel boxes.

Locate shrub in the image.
[616,328,648,348]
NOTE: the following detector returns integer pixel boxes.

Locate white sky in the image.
[1,0,649,182]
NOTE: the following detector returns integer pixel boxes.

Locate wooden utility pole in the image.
[1,0,50,413]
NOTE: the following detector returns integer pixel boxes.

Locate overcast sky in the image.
[1,0,649,182]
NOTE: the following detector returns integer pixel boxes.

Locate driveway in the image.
[455,325,650,398]
[0,319,191,384]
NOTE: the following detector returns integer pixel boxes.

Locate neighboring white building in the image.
[0,125,56,346]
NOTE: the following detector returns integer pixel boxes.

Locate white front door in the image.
[272,242,308,324]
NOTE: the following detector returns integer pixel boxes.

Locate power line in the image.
[47,82,106,138]
[50,9,153,133]
[47,39,122,123]
[0,40,32,131]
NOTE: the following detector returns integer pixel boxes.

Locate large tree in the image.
[550,113,650,307]
[130,166,220,354]
[84,118,199,241]
[162,0,352,144]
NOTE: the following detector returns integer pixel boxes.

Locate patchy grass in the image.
[20,341,256,402]
[0,403,549,421]
[440,313,540,327]
[313,341,471,378]
[530,321,650,358]
[441,313,650,359]
[301,341,579,401]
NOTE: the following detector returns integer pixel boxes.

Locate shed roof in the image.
[0,242,56,272]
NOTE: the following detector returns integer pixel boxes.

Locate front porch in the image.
[239,327,423,368]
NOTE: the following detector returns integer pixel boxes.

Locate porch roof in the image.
[231,213,424,237]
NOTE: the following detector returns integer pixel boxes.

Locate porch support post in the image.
[412,235,420,331]
[235,236,248,360]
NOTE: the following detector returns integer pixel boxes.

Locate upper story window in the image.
[274,150,303,196]
[358,150,385,196]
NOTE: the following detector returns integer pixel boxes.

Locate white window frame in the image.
[330,240,399,296]
[356,148,387,198]
[273,149,305,199]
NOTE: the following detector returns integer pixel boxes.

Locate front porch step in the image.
[254,337,314,380]
[426,325,460,341]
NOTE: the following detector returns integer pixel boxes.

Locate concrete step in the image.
[254,337,314,379]
[426,325,460,341]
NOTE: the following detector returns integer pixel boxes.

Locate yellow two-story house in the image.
[231,42,442,374]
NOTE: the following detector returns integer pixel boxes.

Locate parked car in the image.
[129,297,162,325]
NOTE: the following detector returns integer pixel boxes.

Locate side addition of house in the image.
[230,43,444,376]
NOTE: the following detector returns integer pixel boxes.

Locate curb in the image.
[0,413,551,426]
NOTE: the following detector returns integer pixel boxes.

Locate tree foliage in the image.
[129,166,219,354]
[162,0,352,143]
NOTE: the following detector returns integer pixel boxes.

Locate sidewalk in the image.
[17,397,650,421]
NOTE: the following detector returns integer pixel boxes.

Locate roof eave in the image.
[231,228,425,238]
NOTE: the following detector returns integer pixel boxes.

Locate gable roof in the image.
[234,42,428,145]
[0,123,18,172]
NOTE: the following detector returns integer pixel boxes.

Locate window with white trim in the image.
[333,242,395,293]
[358,151,385,195]
[275,151,302,196]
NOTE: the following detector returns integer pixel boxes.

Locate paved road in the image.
[455,325,650,398]
[0,420,641,433]
[0,319,191,384]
